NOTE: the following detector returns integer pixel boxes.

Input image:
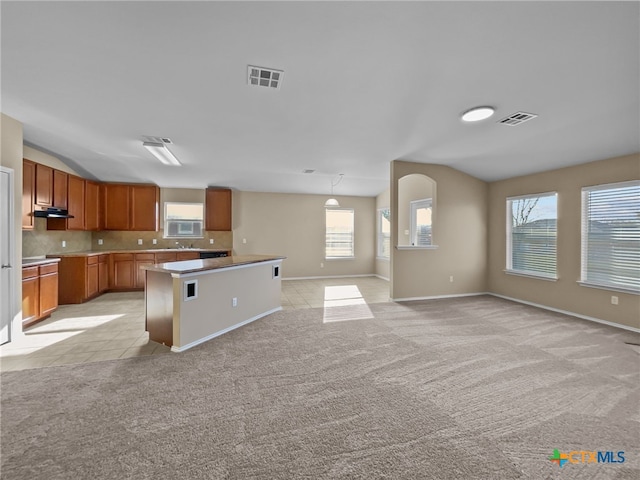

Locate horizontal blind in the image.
[507,193,557,278]
[326,208,354,258]
[582,181,640,292]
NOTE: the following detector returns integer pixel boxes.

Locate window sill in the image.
[325,257,355,261]
[577,281,640,296]
[396,245,439,250]
[376,257,390,261]
[504,270,558,282]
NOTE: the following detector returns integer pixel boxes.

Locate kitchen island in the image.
[142,255,285,352]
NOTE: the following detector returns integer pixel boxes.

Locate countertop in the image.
[141,255,286,275]
[44,248,231,258]
[22,257,62,267]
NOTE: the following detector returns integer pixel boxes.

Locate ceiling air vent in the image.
[302,169,315,174]
[498,112,538,126]
[248,65,284,89]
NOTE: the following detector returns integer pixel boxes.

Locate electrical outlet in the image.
[62,240,66,248]
[232,297,238,307]
[320,262,324,268]
[137,239,143,245]
[210,238,214,244]
[449,275,454,283]
[98,239,103,245]
[611,296,619,305]
[152,239,157,245]
[242,238,247,244]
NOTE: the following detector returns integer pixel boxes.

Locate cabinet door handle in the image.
[1,264,12,269]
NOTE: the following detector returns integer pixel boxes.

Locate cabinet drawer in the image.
[155,252,177,262]
[112,253,134,261]
[39,263,58,275]
[22,266,39,279]
[98,254,109,263]
[87,256,99,265]
[135,253,155,261]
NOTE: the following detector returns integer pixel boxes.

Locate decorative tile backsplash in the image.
[23,218,92,257]
[90,230,233,251]
[22,218,233,257]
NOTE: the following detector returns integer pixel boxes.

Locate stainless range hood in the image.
[33,207,75,219]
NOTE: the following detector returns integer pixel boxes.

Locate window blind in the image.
[507,193,557,278]
[581,181,640,292]
[326,208,354,258]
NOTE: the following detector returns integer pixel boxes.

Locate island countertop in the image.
[141,254,285,276]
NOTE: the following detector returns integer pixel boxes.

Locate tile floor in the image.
[0,276,389,372]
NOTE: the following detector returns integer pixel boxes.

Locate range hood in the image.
[33,207,75,219]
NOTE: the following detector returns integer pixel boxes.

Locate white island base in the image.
[143,255,284,352]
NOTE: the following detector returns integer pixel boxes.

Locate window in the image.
[326,208,354,258]
[377,208,391,259]
[581,181,640,293]
[410,199,432,246]
[506,192,557,278]
[164,202,204,238]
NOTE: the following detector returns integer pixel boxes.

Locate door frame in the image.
[0,166,16,344]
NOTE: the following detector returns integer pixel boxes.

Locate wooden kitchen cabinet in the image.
[135,253,155,288]
[35,164,53,207]
[39,263,59,318]
[56,255,102,304]
[205,188,232,231]
[176,251,200,260]
[52,170,68,209]
[22,267,39,325]
[22,262,59,327]
[85,180,101,231]
[67,175,85,230]
[111,253,135,289]
[22,160,35,230]
[98,254,109,293]
[103,183,158,231]
[131,185,159,231]
[103,183,131,230]
[155,252,177,263]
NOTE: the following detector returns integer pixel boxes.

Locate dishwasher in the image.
[199,251,229,259]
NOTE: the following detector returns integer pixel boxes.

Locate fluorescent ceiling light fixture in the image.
[461,106,495,122]
[143,141,181,166]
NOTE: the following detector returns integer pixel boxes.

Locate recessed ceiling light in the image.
[461,106,495,122]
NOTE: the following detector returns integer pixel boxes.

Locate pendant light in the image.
[325,174,344,207]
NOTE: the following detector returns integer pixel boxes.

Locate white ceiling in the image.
[2,1,639,197]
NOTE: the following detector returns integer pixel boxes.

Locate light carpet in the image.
[1,295,638,479]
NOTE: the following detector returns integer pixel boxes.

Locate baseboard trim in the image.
[170,306,283,353]
[489,293,640,333]
[283,274,376,281]
[374,274,390,281]
[392,292,488,302]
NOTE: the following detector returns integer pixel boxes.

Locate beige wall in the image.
[391,161,488,299]
[1,113,24,337]
[375,188,390,280]
[488,153,640,329]
[233,191,376,278]
[23,145,81,176]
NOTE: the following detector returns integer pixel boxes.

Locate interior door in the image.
[1,167,15,344]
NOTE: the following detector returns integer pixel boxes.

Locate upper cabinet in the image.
[52,170,68,209]
[85,180,101,231]
[103,183,158,231]
[34,164,53,207]
[66,175,85,230]
[205,188,232,231]
[131,185,159,231]
[22,160,35,230]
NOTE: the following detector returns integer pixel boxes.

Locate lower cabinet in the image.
[111,253,135,290]
[135,253,155,288]
[98,254,109,293]
[56,255,103,304]
[22,262,59,328]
